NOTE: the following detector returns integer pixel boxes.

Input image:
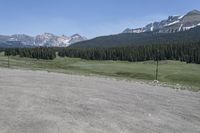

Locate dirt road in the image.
[0,68,199,133]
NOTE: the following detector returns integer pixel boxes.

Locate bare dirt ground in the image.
[0,68,199,133]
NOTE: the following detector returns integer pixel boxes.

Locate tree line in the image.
[4,47,56,60]
[58,42,200,64]
[3,42,200,64]
[0,48,4,52]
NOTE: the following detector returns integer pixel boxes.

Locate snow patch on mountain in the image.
[179,24,183,31]
[183,25,197,30]
[150,23,154,31]
[165,20,180,26]
[178,15,184,19]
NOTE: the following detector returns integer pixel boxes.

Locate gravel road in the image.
[0,68,199,133]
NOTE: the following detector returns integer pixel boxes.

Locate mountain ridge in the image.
[0,33,87,47]
[123,10,200,34]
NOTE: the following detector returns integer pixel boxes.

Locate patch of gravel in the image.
[0,68,199,133]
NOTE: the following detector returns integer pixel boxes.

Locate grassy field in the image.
[0,52,200,91]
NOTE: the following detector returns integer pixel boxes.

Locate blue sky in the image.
[0,0,200,38]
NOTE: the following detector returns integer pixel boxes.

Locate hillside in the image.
[70,26,200,48]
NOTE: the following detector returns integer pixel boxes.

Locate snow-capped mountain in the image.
[0,33,87,47]
[123,10,200,33]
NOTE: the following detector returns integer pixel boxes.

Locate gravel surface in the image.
[0,68,200,133]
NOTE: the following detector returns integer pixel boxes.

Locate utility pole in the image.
[156,57,158,80]
[8,55,10,68]
[155,50,159,81]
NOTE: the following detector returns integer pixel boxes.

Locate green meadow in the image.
[0,52,200,91]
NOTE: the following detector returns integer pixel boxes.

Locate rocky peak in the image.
[186,10,200,16]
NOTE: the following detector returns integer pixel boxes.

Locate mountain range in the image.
[70,10,200,48]
[0,33,87,47]
[123,10,200,33]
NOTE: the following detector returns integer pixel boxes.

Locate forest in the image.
[0,48,4,52]
[59,42,200,64]
[2,41,200,64]
[4,47,56,60]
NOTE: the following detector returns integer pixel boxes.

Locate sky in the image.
[0,0,200,38]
